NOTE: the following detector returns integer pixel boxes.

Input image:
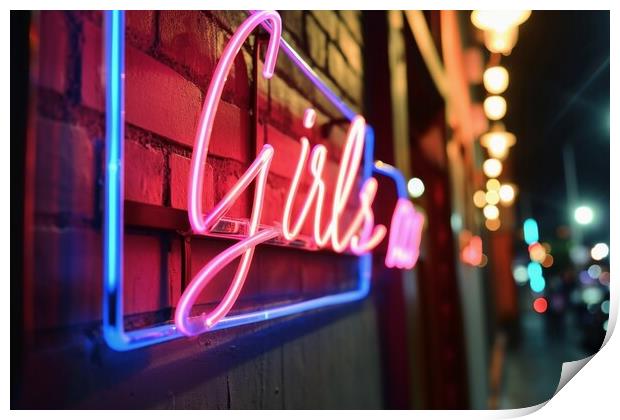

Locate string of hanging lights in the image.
[470,10,531,231]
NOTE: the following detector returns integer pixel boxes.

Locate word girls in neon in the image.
[177,10,423,336]
[103,10,424,350]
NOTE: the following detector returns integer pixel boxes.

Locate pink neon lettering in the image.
[175,11,422,336]
[177,10,282,336]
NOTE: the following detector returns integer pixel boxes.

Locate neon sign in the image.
[103,10,424,350]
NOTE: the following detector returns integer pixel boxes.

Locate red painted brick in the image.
[169,153,214,211]
[38,11,68,93]
[209,101,250,163]
[263,123,302,179]
[260,182,286,228]
[212,160,249,219]
[125,47,203,147]
[124,139,164,205]
[81,20,206,149]
[209,10,248,33]
[34,118,94,218]
[32,226,102,329]
[126,10,156,50]
[168,237,183,306]
[215,31,252,109]
[123,233,165,315]
[158,11,218,85]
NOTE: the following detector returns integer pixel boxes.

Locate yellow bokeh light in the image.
[485,218,501,231]
[484,96,507,120]
[485,190,500,205]
[471,10,531,32]
[480,125,516,160]
[529,243,546,263]
[483,204,500,220]
[483,66,509,94]
[483,158,503,178]
[486,179,501,191]
[471,11,531,55]
[499,184,516,204]
[484,27,519,55]
[473,190,487,208]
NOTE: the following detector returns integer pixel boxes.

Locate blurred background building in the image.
[11,10,610,409]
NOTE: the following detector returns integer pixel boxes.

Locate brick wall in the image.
[18,10,383,408]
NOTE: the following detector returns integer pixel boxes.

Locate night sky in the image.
[503,11,610,247]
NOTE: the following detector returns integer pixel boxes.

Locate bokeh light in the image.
[541,254,554,268]
[480,127,516,160]
[587,264,602,280]
[485,190,500,205]
[499,184,516,204]
[486,178,501,191]
[483,66,509,94]
[471,10,531,32]
[599,271,610,286]
[483,158,503,178]
[523,218,539,245]
[407,177,425,198]
[528,243,546,263]
[513,265,529,285]
[483,95,507,120]
[533,297,548,313]
[601,300,610,315]
[582,287,604,305]
[485,218,501,231]
[574,205,594,225]
[473,190,487,208]
[483,204,500,220]
[591,243,609,261]
[530,276,546,293]
[527,261,543,279]
[569,245,590,265]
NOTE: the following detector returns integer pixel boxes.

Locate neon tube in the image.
[188,11,282,234]
[103,10,418,350]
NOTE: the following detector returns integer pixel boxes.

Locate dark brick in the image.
[126,10,156,51]
[123,233,167,314]
[33,226,102,328]
[34,118,95,219]
[305,15,327,69]
[38,11,69,93]
[158,11,218,87]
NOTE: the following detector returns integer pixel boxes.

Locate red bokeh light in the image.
[533,297,548,313]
